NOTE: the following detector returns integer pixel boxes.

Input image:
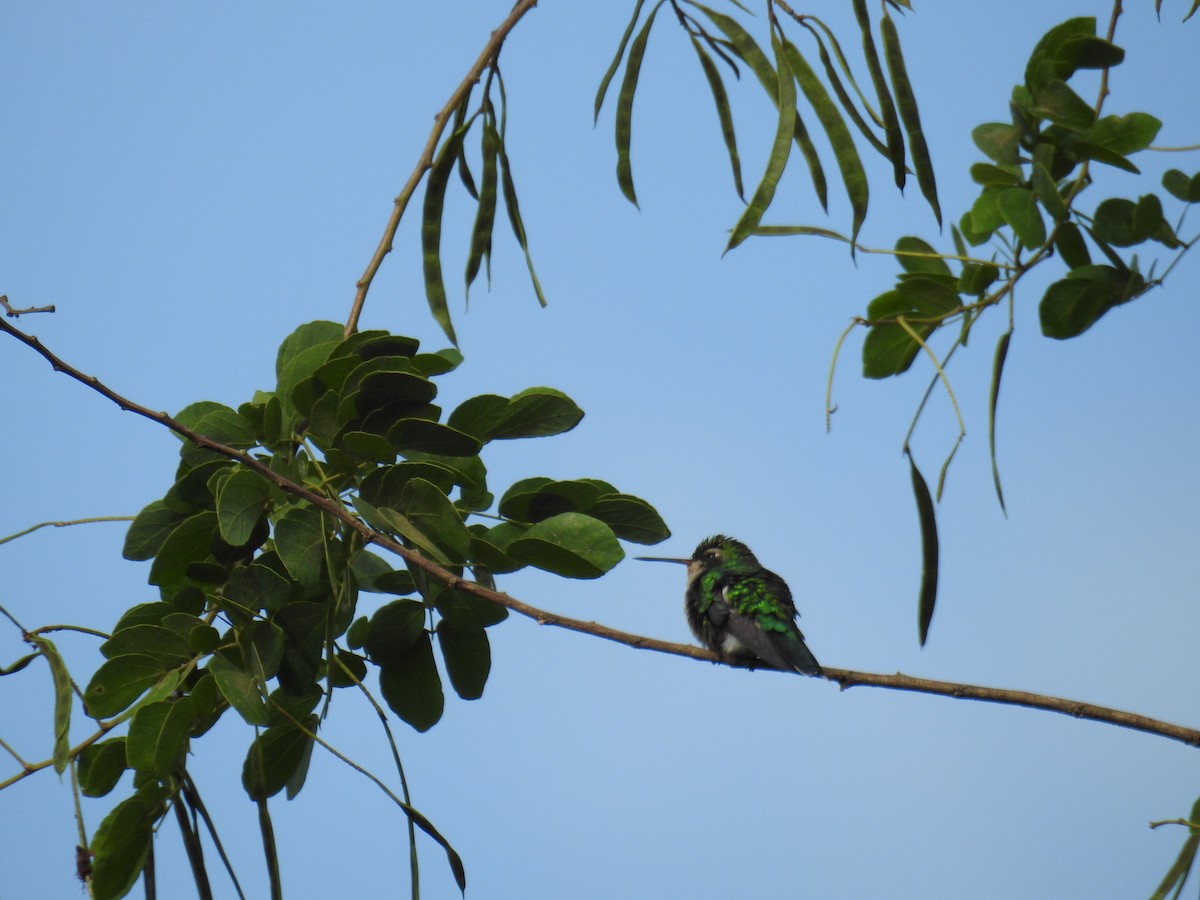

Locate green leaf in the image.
[84,655,172,719]
[588,493,671,544]
[434,587,509,628]
[174,401,256,450]
[216,468,271,547]
[126,698,193,776]
[691,35,744,200]
[90,792,160,900]
[880,11,939,224]
[492,387,584,439]
[614,0,663,206]
[972,123,1021,165]
[508,512,624,579]
[274,506,327,586]
[1054,222,1092,268]
[100,624,192,668]
[277,321,345,380]
[894,236,951,279]
[1056,34,1124,73]
[148,511,218,588]
[997,187,1047,249]
[1030,80,1095,131]
[389,419,482,456]
[1024,17,1096,90]
[1039,265,1146,339]
[1082,112,1160,155]
[969,163,1021,187]
[123,500,185,561]
[242,714,319,801]
[208,655,269,727]
[595,0,647,122]
[861,291,935,379]
[78,738,128,798]
[436,622,490,700]
[447,394,511,441]
[274,601,327,694]
[366,599,427,665]
[379,633,444,732]
[907,452,939,646]
[469,522,528,575]
[1031,163,1068,222]
[422,126,467,346]
[398,477,471,564]
[727,29,795,251]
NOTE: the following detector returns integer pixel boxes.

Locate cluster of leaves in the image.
[842,16,1198,645]
[68,320,668,897]
[597,0,939,250]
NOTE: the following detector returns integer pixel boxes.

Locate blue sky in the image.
[2,2,1199,898]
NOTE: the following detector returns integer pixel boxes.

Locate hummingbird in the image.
[637,535,821,676]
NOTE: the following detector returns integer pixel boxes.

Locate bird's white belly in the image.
[721,634,748,655]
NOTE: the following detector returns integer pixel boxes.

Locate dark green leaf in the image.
[274,506,328,587]
[1057,35,1124,73]
[969,163,1021,187]
[274,601,328,694]
[123,500,185,561]
[492,387,584,439]
[148,511,218,588]
[208,655,270,726]
[379,633,444,732]
[398,477,471,563]
[90,792,160,899]
[588,493,670,544]
[1054,221,1092,268]
[861,291,934,379]
[1024,17,1096,90]
[1072,141,1140,174]
[1030,80,1095,131]
[434,587,509,628]
[997,187,1047,249]
[389,419,482,456]
[216,468,271,547]
[276,321,345,380]
[242,714,318,801]
[436,622,490,700]
[508,512,623,579]
[496,109,548,307]
[101,624,192,668]
[907,452,939,646]
[366,599,427,665]
[1031,162,1068,222]
[84,655,171,719]
[1039,265,1146,339]
[1082,112,1160,155]
[78,738,127,798]
[894,236,951,279]
[175,402,258,450]
[126,697,193,776]
[447,394,510,441]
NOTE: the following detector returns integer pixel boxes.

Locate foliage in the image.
[2,1,1199,897]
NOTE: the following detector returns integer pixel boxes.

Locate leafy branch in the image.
[4,314,1199,756]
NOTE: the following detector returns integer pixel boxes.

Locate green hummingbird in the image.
[637,535,821,676]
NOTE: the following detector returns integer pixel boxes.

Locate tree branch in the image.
[3,316,1199,750]
[344,0,540,336]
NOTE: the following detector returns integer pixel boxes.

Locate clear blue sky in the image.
[3,2,1199,898]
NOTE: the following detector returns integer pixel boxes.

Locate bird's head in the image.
[635,535,760,578]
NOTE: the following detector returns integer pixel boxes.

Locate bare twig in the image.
[3,316,1199,751]
[0,295,56,317]
[344,0,540,336]
[0,516,134,548]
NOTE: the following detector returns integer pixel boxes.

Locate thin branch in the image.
[3,318,1199,752]
[0,516,134,548]
[0,294,56,317]
[344,0,540,336]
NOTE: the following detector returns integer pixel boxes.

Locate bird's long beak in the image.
[633,556,692,565]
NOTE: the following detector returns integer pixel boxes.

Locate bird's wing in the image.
[723,612,822,675]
